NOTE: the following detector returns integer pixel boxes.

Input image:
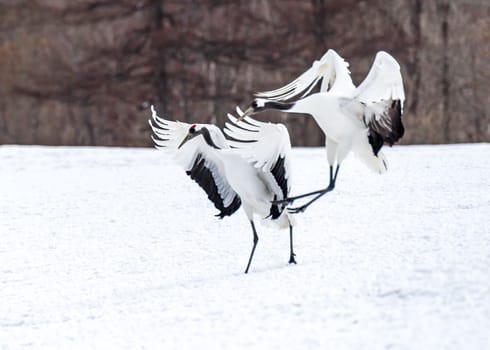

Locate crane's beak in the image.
[178,133,195,149]
[237,106,255,122]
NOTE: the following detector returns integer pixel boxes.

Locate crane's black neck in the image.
[257,100,295,112]
[266,101,295,110]
[199,127,220,149]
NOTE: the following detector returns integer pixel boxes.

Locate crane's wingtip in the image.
[227,113,238,123]
[236,105,244,116]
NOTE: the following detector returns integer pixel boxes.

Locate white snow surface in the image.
[1,144,489,349]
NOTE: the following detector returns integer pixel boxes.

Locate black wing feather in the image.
[367,99,404,155]
[271,156,288,198]
[186,154,241,219]
[268,156,288,219]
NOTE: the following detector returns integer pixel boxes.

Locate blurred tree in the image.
[0,0,488,146]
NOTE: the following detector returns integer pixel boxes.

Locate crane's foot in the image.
[289,253,297,264]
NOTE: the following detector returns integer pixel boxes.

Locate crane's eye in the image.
[189,124,196,133]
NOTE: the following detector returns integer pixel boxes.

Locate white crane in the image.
[237,49,405,213]
[149,106,296,273]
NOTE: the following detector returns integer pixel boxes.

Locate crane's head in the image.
[178,124,201,149]
[237,98,267,121]
[178,124,221,149]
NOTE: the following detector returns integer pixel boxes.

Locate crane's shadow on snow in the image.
[161,262,300,291]
[230,261,300,278]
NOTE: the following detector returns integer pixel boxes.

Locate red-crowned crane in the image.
[149,106,296,273]
[237,49,405,213]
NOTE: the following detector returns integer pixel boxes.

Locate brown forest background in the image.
[0,0,489,147]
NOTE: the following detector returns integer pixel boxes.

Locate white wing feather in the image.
[149,105,192,150]
[224,108,291,173]
[225,108,293,200]
[255,49,355,101]
[354,51,405,111]
[149,105,227,152]
[149,105,230,168]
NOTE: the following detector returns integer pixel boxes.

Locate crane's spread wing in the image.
[149,105,228,150]
[352,51,405,150]
[149,106,241,218]
[255,49,354,101]
[355,51,405,108]
[149,105,191,150]
[224,108,292,201]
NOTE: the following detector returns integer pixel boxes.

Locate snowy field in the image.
[1,144,489,349]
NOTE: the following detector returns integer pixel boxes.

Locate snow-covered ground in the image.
[1,144,489,349]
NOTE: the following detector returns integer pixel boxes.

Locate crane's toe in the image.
[289,254,297,265]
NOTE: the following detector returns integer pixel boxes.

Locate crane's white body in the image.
[289,94,363,140]
[272,93,387,172]
[205,148,284,226]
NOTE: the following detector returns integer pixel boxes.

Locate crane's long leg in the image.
[287,165,340,214]
[289,224,297,264]
[272,188,326,204]
[272,165,340,206]
[244,221,259,274]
